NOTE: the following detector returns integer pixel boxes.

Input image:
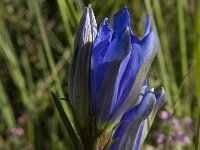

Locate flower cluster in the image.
[67,5,166,150]
[154,111,194,149]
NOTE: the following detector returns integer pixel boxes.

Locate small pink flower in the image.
[160,111,170,121]
[11,128,24,138]
[172,118,180,130]
[156,132,165,144]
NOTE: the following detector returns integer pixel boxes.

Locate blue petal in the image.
[134,121,145,150]
[91,27,132,130]
[91,19,113,83]
[91,19,114,108]
[94,18,113,45]
[143,14,151,37]
[110,28,160,123]
[110,90,156,150]
[135,88,167,149]
[111,7,130,38]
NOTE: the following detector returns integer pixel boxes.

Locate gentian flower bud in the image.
[68,5,97,128]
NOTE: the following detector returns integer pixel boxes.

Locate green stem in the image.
[176,0,189,100]
[57,0,74,48]
[0,80,16,129]
[194,0,200,112]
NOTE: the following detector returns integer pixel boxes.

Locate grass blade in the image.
[0,80,16,129]
[57,0,74,48]
[51,92,79,150]
[177,0,189,98]
[194,0,200,110]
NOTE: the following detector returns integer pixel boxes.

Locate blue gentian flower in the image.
[68,5,166,149]
[91,8,162,131]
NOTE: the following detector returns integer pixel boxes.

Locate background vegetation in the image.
[0,0,199,149]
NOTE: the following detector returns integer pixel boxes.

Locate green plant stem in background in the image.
[192,3,200,148]
[194,0,200,111]
[21,51,34,94]
[176,0,189,102]
[195,112,200,150]
[63,0,79,27]
[0,80,16,129]
[57,0,74,49]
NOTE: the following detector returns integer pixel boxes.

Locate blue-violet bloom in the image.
[68,5,166,149]
[91,8,164,130]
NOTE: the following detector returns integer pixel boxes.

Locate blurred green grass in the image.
[0,0,199,149]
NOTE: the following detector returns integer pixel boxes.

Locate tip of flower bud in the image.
[75,5,97,49]
[155,87,167,108]
[149,88,154,93]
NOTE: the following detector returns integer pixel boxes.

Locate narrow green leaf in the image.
[176,0,189,100]
[57,0,74,48]
[194,0,200,112]
[51,92,79,150]
[0,80,16,129]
